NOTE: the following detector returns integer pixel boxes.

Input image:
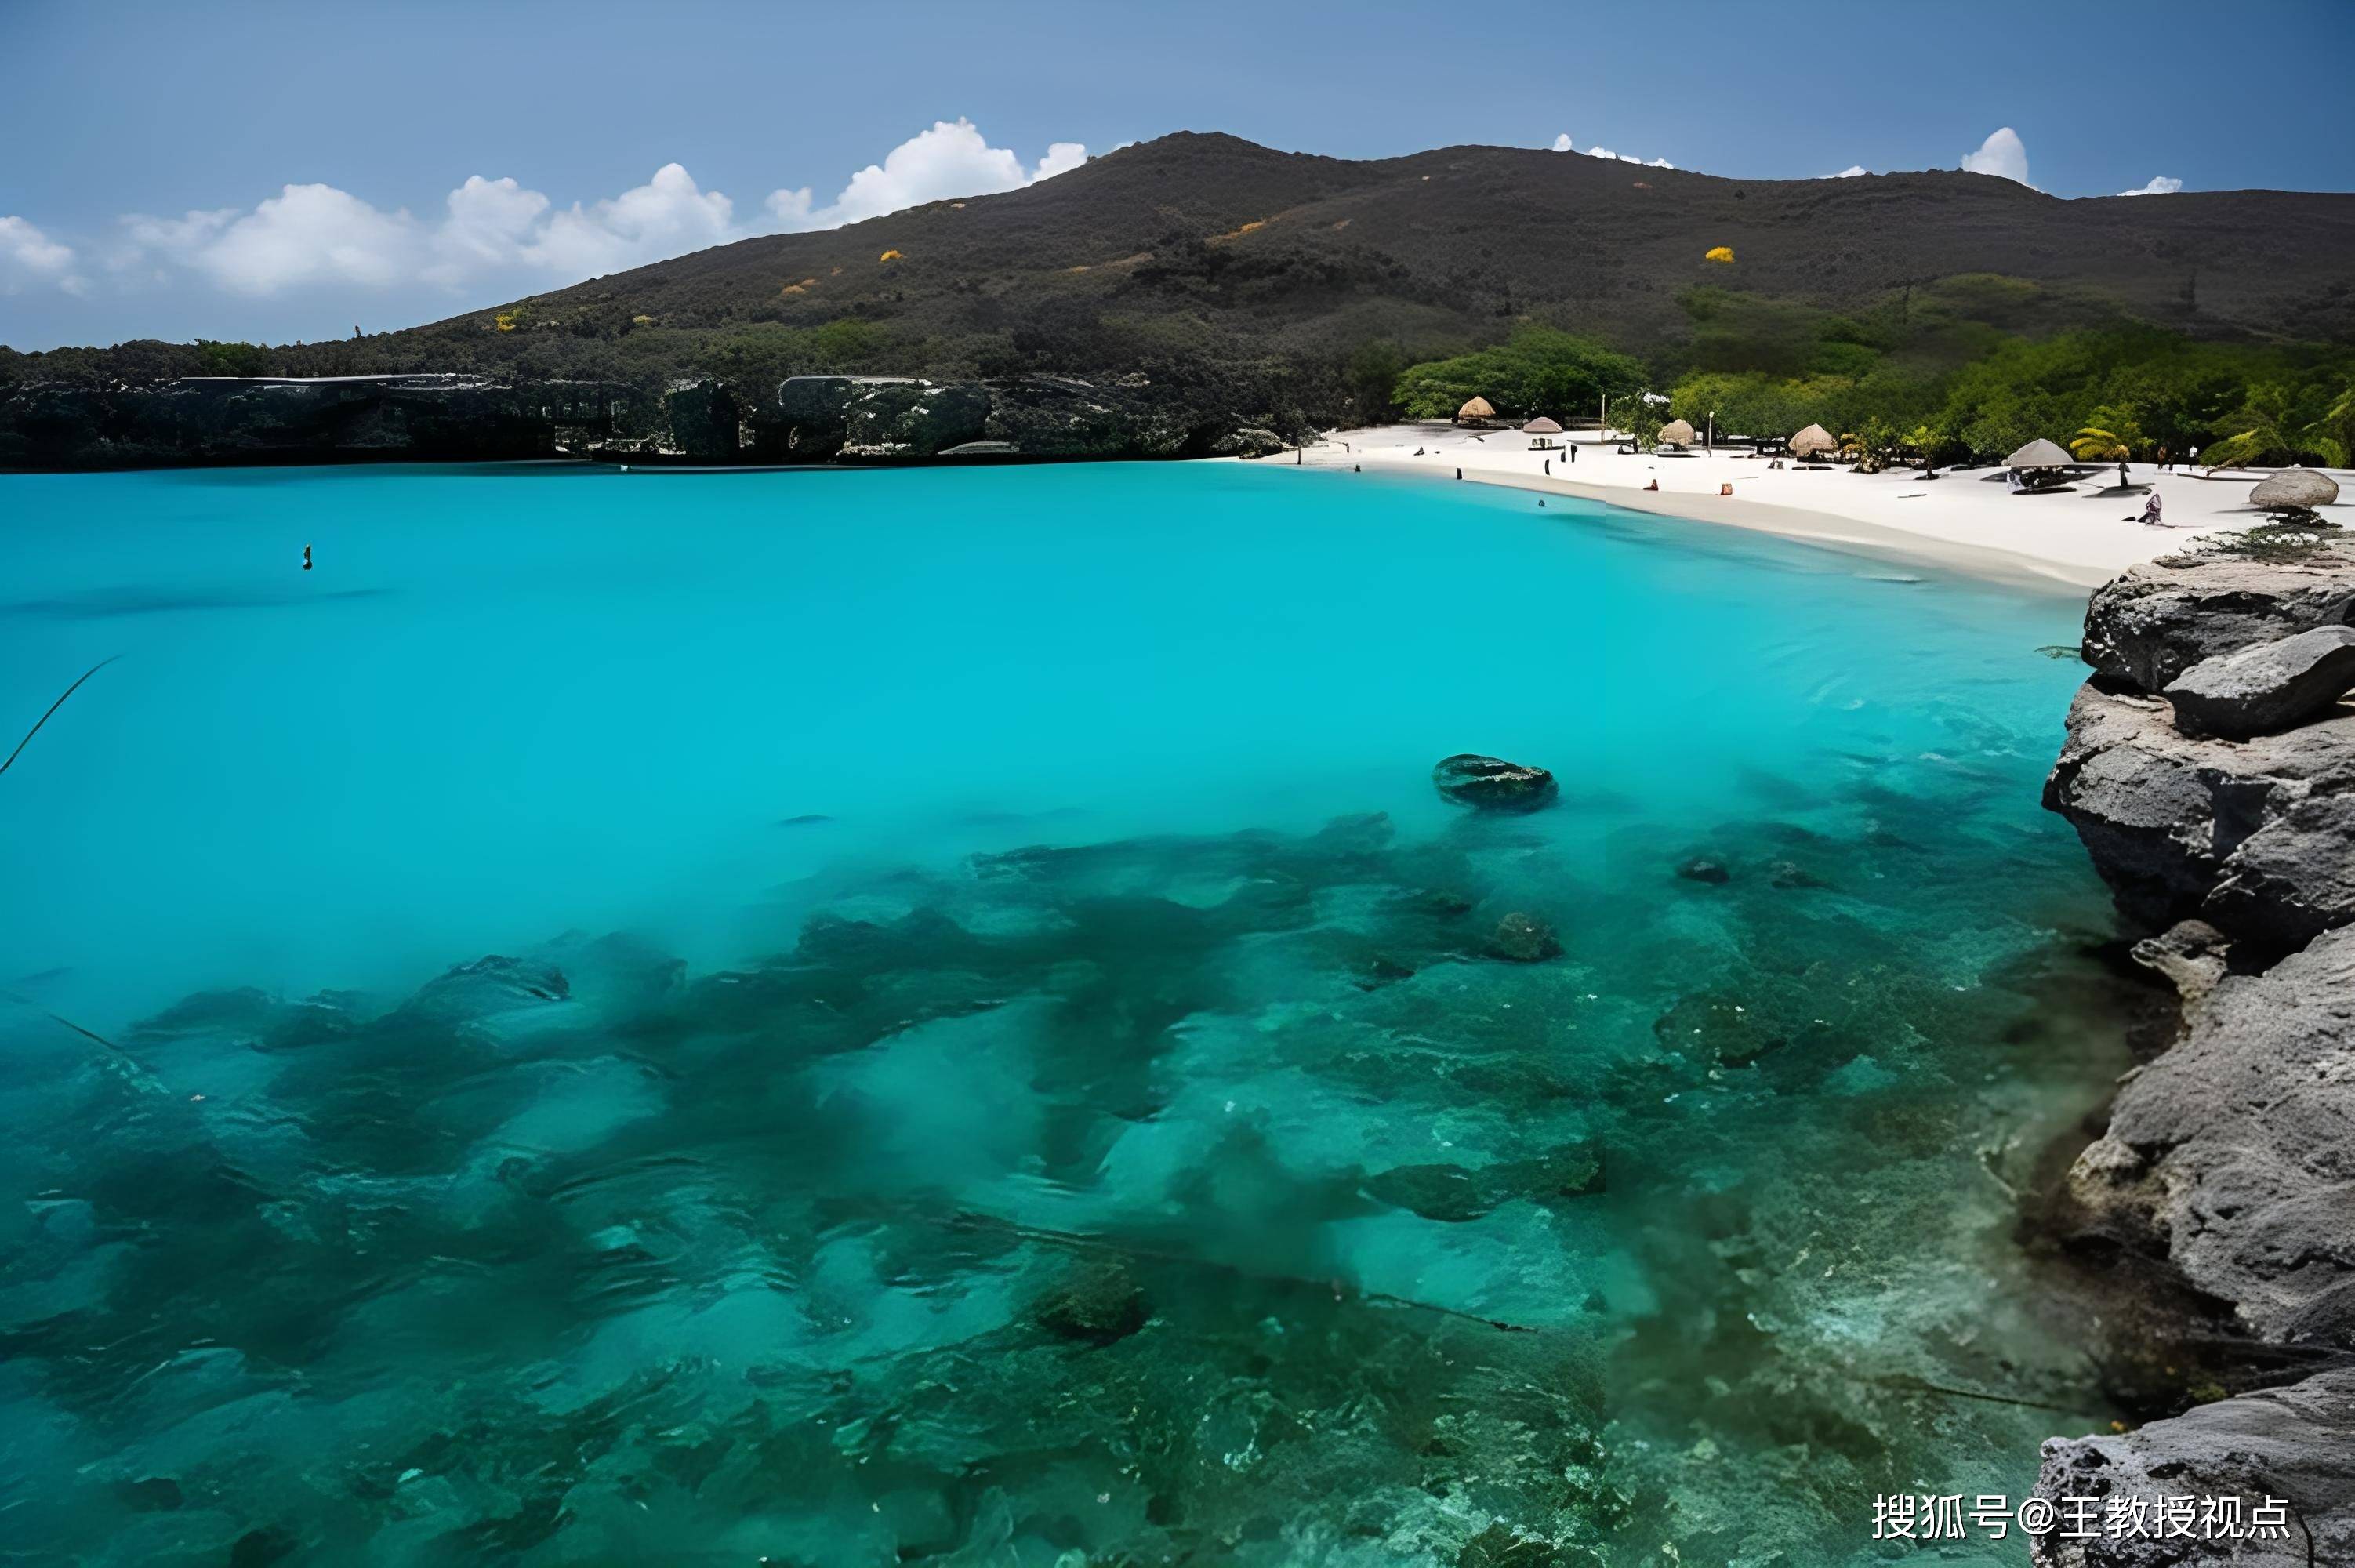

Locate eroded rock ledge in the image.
[2036,543,2355,1563]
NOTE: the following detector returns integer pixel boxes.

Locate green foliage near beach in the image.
[1627,288,2355,465]
[1391,328,1646,421]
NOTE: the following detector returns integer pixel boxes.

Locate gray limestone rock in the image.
[2081,546,2355,694]
[2164,625,2355,739]
[2030,1368,2355,1568]
[2063,925,2355,1345]
[2042,683,2355,946]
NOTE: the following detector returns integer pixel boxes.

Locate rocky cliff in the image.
[0,369,1289,471]
[2035,542,2355,1565]
[0,374,630,470]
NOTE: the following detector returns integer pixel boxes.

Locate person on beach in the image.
[2135,491,2164,525]
[1643,478,1659,492]
[2118,457,2131,489]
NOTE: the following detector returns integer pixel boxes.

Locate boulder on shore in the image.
[2080,546,2355,694]
[2163,624,2355,738]
[1432,754,1558,812]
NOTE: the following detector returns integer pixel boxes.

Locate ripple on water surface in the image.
[0,463,2128,1565]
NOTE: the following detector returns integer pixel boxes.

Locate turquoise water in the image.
[0,463,2126,1565]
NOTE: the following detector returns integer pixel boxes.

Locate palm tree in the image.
[2070,426,2132,462]
[2200,383,2295,470]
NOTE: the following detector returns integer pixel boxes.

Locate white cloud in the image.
[1551,132,1575,152]
[1576,144,1673,169]
[1,215,85,295]
[1959,126,2031,187]
[82,118,1088,307]
[134,183,424,294]
[1827,165,1869,178]
[530,162,736,275]
[769,117,1084,230]
[2117,175,2183,197]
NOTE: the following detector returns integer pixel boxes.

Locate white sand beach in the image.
[1279,424,2351,591]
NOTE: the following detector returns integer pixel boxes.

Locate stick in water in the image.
[0,655,119,776]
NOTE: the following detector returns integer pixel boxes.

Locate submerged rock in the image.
[1031,1257,1150,1346]
[1675,857,1731,885]
[1432,754,1558,813]
[2163,624,2355,738]
[401,954,571,1018]
[1484,912,1562,963]
[2081,545,2355,694]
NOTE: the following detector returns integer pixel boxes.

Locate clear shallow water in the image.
[0,463,2126,1565]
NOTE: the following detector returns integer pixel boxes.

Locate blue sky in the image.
[3,0,2350,351]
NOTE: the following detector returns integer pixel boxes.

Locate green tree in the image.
[194,339,274,377]
[1392,328,1646,421]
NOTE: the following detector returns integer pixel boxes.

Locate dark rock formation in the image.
[2080,546,2355,693]
[663,378,740,461]
[2164,624,2355,738]
[1432,754,1558,813]
[2045,684,2355,947]
[1484,912,1562,963]
[772,374,858,460]
[1208,426,1287,459]
[0,375,619,470]
[842,379,989,458]
[2031,1369,2355,1567]
[1031,1257,1149,1345]
[980,376,1198,458]
[2038,543,2355,1555]
[1675,857,1731,884]
[400,954,571,1021]
[2063,924,2355,1343]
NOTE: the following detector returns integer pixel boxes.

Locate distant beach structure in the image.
[1455,396,1497,425]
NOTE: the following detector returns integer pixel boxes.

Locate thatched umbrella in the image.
[2005,438,2074,470]
[1790,423,1836,458]
[1658,418,1696,445]
[2250,469,2340,516]
[1521,416,1563,434]
[1457,396,1497,423]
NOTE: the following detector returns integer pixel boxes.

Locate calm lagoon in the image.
[0,462,2125,1564]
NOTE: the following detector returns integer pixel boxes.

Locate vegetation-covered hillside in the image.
[6,132,2355,461]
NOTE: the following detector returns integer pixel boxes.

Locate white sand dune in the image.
[1269,424,2350,591]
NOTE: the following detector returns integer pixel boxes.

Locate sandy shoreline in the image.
[1268,423,2352,593]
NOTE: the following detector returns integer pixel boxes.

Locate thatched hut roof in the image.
[1790,423,1835,456]
[1456,396,1496,422]
[1657,418,1696,445]
[2006,438,2074,470]
[2250,469,2340,513]
[1521,416,1563,434]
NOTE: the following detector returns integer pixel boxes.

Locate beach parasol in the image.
[2005,438,2074,469]
[1521,416,1564,434]
[1457,396,1497,423]
[2249,469,2339,516]
[1790,423,1836,457]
